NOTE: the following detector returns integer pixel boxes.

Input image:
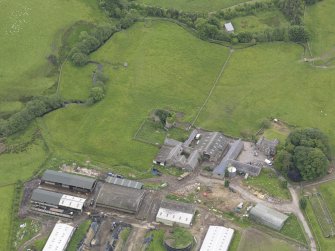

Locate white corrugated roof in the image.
[200,226,234,251]
[224,22,234,32]
[43,223,75,251]
[59,194,86,210]
[156,207,194,225]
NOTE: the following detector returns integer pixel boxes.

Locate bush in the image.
[88,87,105,104]
[71,52,89,66]
[299,197,307,210]
[224,180,230,187]
[288,25,310,42]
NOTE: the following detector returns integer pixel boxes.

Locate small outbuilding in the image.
[156,200,196,228]
[256,136,279,157]
[96,183,145,214]
[224,22,234,33]
[249,203,289,231]
[200,226,234,251]
[105,176,143,190]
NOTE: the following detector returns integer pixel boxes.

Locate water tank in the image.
[227,166,237,178]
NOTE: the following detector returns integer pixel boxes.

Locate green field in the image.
[305,199,335,251]
[146,229,165,251]
[136,0,250,12]
[243,168,290,200]
[197,43,335,145]
[67,220,91,251]
[232,10,289,33]
[237,228,299,251]
[319,180,335,220]
[305,0,335,63]
[280,215,307,245]
[41,21,230,177]
[0,186,14,251]
[0,0,105,114]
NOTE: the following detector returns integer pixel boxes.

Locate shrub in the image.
[299,197,307,210]
[288,25,310,42]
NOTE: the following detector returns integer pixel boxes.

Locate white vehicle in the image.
[265,159,272,166]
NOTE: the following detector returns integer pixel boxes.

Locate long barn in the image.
[41,170,97,193]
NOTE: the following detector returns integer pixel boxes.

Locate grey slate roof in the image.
[96,183,145,213]
[249,203,288,230]
[31,188,63,206]
[42,170,96,190]
[105,176,143,189]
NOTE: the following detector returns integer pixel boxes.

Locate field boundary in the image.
[190,49,233,127]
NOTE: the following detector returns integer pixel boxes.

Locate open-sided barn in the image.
[95,183,145,214]
[41,170,97,193]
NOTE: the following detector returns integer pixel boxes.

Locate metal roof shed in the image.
[200,226,234,251]
[31,188,63,206]
[249,203,289,230]
[105,176,143,189]
[43,223,75,251]
[224,22,234,33]
[41,170,96,191]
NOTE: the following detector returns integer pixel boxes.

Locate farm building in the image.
[249,203,289,230]
[95,183,145,214]
[224,22,234,33]
[256,136,279,157]
[153,130,228,170]
[31,188,86,215]
[105,176,143,189]
[43,222,75,251]
[156,200,196,228]
[41,170,97,193]
[200,226,234,251]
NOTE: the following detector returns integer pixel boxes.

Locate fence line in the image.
[190,49,233,127]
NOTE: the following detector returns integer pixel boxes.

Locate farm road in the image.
[197,175,317,251]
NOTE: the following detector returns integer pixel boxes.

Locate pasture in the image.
[135,0,250,12]
[237,228,299,251]
[0,0,106,115]
[232,10,289,33]
[41,21,230,177]
[305,0,335,64]
[0,185,14,251]
[197,43,335,147]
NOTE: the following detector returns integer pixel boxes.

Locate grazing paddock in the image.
[197,43,335,147]
[0,185,15,251]
[305,0,335,64]
[135,0,250,12]
[237,228,300,251]
[319,180,335,219]
[41,21,230,175]
[0,0,105,110]
[232,10,289,33]
[309,193,335,237]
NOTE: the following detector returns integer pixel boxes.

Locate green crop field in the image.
[237,228,299,251]
[197,43,335,146]
[305,0,335,63]
[135,0,250,12]
[41,21,230,177]
[0,0,106,115]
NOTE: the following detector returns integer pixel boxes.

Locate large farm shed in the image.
[43,223,75,251]
[31,188,86,212]
[156,200,196,228]
[256,136,279,157]
[95,183,145,214]
[105,176,143,189]
[41,170,96,192]
[200,226,234,251]
[249,203,289,230]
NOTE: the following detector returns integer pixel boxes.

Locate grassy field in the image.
[319,180,335,219]
[228,230,241,251]
[280,214,307,245]
[0,185,14,251]
[232,10,289,33]
[197,43,335,146]
[305,0,335,63]
[237,228,299,251]
[135,0,250,12]
[305,199,335,251]
[243,168,290,200]
[67,220,91,251]
[41,21,230,177]
[146,229,165,251]
[0,0,106,114]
